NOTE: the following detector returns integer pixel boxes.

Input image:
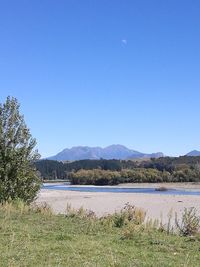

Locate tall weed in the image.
[175,207,200,236]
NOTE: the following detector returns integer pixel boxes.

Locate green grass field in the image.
[0,203,200,267]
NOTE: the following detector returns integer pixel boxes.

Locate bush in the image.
[155,186,168,191]
[111,203,146,228]
[65,204,96,220]
[175,207,200,236]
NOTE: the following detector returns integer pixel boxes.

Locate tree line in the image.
[35,156,200,185]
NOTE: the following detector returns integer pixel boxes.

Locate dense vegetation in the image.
[1,201,200,267]
[69,168,169,185]
[0,97,41,203]
[35,156,200,185]
[35,158,122,180]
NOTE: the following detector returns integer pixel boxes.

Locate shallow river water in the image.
[43,184,200,196]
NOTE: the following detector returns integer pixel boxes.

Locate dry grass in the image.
[0,201,200,266]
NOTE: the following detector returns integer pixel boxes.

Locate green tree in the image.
[0,96,41,203]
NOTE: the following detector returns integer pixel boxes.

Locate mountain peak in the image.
[186,150,200,156]
[106,144,128,149]
[47,145,164,161]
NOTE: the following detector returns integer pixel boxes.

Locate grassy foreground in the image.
[0,203,200,267]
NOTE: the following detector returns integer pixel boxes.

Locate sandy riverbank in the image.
[36,184,200,224]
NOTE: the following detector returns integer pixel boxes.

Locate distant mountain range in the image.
[48,145,164,161]
[186,150,200,156]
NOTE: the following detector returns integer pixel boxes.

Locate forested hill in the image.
[35,156,200,184]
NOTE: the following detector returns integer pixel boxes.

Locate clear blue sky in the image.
[0,0,200,157]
